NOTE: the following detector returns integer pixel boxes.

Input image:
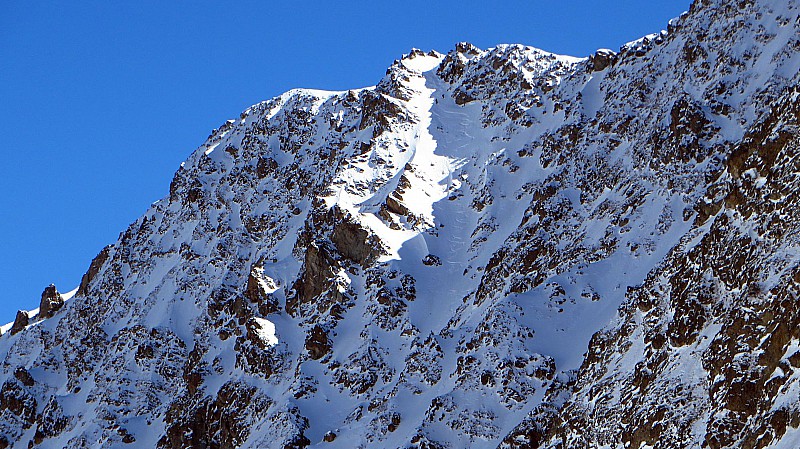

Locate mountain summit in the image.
[3,0,800,447]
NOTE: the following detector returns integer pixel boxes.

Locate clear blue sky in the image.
[0,1,691,323]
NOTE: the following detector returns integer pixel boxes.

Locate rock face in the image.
[3,0,800,447]
[9,311,28,335]
[76,246,111,297]
[588,49,617,72]
[37,285,63,320]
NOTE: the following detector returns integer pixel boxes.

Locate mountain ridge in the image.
[3,0,800,447]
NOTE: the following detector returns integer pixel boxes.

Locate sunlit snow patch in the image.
[252,317,279,347]
[401,51,442,72]
[252,267,279,294]
[61,286,79,301]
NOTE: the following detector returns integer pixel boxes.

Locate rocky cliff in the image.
[3,0,800,447]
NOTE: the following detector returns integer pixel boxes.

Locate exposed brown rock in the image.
[283,434,311,449]
[422,254,442,266]
[243,267,279,316]
[358,90,405,132]
[287,243,341,316]
[387,413,401,432]
[305,325,331,360]
[135,344,154,361]
[38,284,63,319]
[455,41,480,56]
[385,195,409,216]
[32,397,69,446]
[13,368,34,387]
[159,382,265,449]
[119,428,136,444]
[10,311,29,335]
[256,157,278,178]
[588,49,617,72]
[669,97,712,140]
[0,381,37,425]
[666,295,707,347]
[331,216,383,265]
[182,345,205,396]
[77,246,111,296]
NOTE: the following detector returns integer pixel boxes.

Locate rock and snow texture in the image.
[3,0,800,447]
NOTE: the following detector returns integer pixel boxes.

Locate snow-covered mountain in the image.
[3,0,800,447]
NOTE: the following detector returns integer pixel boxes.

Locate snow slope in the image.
[2,0,800,448]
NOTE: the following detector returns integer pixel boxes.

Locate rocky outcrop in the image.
[159,382,271,449]
[13,368,34,388]
[304,324,331,360]
[588,48,617,71]
[37,284,63,319]
[77,245,111,296]
[243,265,279,316]
[286,242,343,317]
[331,218,383,266]
[9,311,28,335]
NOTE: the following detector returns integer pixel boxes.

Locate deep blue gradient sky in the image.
[0,1,691,323]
